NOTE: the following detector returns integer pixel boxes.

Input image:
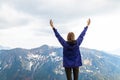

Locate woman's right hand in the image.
[50,19,54,28]
[87,18,91,26]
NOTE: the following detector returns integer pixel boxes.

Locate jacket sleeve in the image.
[77,26,88,46]
[53,28,67,47]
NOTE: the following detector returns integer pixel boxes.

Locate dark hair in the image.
[67,32,75,42]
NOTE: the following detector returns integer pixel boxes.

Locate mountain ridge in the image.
[0,45,120,80]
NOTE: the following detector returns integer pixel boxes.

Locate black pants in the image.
[65,67,79,80]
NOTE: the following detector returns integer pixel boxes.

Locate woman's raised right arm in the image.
[77,18,91,46]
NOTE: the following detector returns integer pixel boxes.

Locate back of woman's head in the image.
[67,32,75,42]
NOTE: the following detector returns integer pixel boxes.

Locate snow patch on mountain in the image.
[86,69,93,73]
[95,54,103,59]
[27,53,40,60]
[54,63,64,75]
[83,59,92,66]
[49,52,62,62]
[20,58,33,71]
[49,52,56,57]
[3,64,8,70]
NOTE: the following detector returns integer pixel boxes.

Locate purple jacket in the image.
[53,26,88,67]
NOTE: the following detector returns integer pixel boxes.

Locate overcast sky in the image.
[0,0,120,53]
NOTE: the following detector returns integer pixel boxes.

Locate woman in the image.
[50,19,90,80]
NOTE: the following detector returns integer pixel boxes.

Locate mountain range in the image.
[0,45,120,80]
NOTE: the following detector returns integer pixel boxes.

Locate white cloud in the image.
[0,4,32,29]
[81,11,120,51]
[1,0,118,20]
[0,0,120,53]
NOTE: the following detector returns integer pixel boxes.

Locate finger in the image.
[89,18,91,22]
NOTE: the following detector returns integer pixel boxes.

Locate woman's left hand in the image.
[50,19,54,28]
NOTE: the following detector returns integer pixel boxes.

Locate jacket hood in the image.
[67,40,77,49]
